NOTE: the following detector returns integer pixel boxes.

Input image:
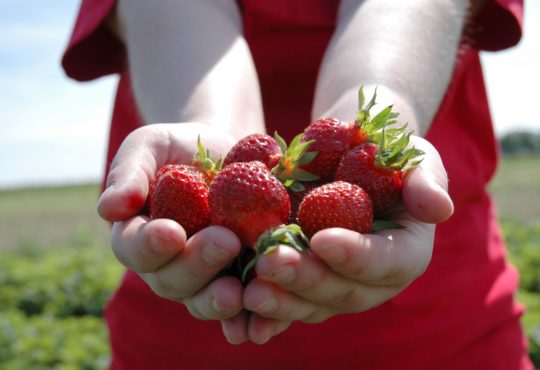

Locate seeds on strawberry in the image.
[209,161,291,247]
[297,181,373,238]
[335,129,423,216]
[223,133,282,169]
[335,143,402,215]
[287,180,324,224]
[300,117,354,180]
[149,164,211,236]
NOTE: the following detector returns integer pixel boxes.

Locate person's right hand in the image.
[97,123,246,325]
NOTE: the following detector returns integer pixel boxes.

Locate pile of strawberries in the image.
[147,88,423,280]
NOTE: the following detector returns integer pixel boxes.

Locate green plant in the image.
[503,220,540,368]
[0,244,123,369]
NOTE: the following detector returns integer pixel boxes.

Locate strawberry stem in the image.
[271,132,319,192]
[192,136,222,183]
[241,224,310,282]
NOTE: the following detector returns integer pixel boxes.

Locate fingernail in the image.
[202,242,231,266]
[313,244,346,264]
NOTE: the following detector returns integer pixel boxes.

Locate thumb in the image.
[97,127,166,222]
[402,137,454,224]
[97,167,150,222]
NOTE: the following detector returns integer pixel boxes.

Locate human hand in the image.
[97,123,246,322]
[233,136,453,344]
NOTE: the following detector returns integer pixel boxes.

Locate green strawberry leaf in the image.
[370,105,394,130]
[297,151,318,166]
[274,131,288,153]
[272,132,319,187]
[192,135,222,182]
[290,169,320,182]
[288,181,305,192]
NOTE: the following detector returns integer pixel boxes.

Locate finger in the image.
[221,310,250,345]
[310,226,433,286]
[111,217,187,273]
[255,245,392,313]
[244,278,332,323]
[98,124,234,222]
[97,125,194,222]
[182,276,243,320]
[403,137,454,223]
[140,226,241,300]
[248,313,291,345]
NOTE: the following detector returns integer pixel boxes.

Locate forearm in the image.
[313,0,471,136]
[114,0,265,139]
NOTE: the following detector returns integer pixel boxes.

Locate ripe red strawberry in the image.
[149,164,211,236]
[300,117,354,180]
[335,132,423,216]
[297,181,373,238]
[223,133,282,169]
[209,161,291,247]
[299,87,399,180]
[287,180,323,224]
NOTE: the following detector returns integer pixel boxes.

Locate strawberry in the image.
[223,133,282,169]
[148,164,211,236]
[335,131,423,216]
[287,180,324,224]
[209,161,291,247]
[209,160,312,281]
[297,181,373,238]
[148,137,220,236]
[300,117,354,180]
[299,87,398,180]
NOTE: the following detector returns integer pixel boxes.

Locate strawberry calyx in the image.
[353,86,402,146]
[192,136,223,183]
[272,132,319,192]
[375,128,424,172]
[241,223,310,282]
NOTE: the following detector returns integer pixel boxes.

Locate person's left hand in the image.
[221,136,454,344]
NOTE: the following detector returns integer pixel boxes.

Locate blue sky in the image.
[0,1,538,188]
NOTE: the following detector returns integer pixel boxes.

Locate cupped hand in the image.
[241,136,454,344]
[97,123,246,324]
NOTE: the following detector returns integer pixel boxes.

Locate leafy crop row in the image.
[0,245,122,369]
[0,221,538,368]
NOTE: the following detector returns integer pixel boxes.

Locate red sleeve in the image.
[465,0,523,51]
[61,0,125,81]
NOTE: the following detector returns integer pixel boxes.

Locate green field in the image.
[0,156,539,368]
[490,156,540,223]
[0,184,110,250]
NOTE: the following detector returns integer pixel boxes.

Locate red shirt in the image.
[63,1,532,369]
